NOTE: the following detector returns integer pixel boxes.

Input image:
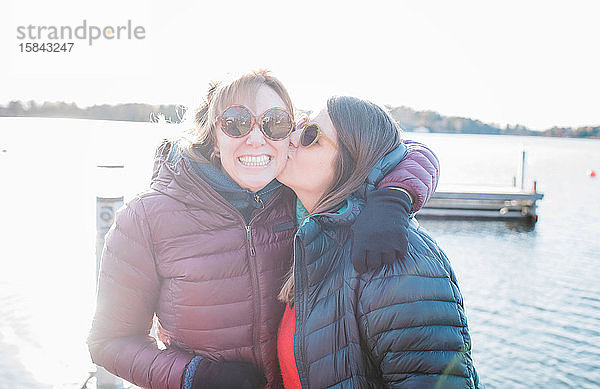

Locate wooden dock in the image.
[419,184,544,222]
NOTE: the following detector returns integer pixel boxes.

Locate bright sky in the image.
[1,0,599,130]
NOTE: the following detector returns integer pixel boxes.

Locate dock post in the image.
[95,165,125,389]
[519,149,527,190]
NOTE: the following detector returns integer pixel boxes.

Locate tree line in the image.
[1,100,598,139]
[0,100,184,123]
[386,105,600,139]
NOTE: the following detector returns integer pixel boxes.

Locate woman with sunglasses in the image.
[276,96,482,388]
[88,71,440,389]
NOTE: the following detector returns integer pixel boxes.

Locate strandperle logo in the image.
[16,20,146,45]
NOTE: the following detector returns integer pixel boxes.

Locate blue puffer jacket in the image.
[292,148,482,388]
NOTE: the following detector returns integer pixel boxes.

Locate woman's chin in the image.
[239,173,275,191]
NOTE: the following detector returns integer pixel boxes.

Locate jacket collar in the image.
[354,143,408,200]
[149,139,239,209]
[295,143,409,280]
[149,139,282,212]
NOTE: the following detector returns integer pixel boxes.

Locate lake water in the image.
[1,117,599,388]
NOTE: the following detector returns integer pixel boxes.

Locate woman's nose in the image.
[246,125,266,146]
[289,128,301,147]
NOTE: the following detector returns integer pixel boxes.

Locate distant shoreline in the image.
[1,100,598,139]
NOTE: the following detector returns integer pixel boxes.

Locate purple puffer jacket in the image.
[87,139,439,389]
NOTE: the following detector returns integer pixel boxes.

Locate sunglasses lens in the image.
[261,109,293,140]
[301,124,319,147]
[221,106,252,137]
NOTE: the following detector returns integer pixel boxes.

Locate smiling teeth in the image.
[238,155,271,167]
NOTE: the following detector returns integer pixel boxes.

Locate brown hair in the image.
[180,70,294,165]
[279,96,402,305]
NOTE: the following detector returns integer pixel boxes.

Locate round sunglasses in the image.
[217,105,295,141]
[296,120,338,149]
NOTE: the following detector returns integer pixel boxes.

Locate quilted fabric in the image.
[88,142,297,389]
[378,140,440,213]
[291,151,481,389]
[87,139,440,389]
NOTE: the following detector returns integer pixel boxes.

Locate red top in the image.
[277,304,302,389]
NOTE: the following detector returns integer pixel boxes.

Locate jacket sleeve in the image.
[87,196,194,389]
[376,140,440,213]
[357,232,480,388]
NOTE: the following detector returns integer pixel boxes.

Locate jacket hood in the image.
[354,143,408,200]
[308,143,408,229]
[149,139,224,208]
[149,139,283,218]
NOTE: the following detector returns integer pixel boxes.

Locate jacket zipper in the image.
[254,193,264,209]
[293,233,309,388]
[244,190,285,373]
[245,223,262,372]
[177,160,286,372]
[293,207,349,388]
[246,225,256,257]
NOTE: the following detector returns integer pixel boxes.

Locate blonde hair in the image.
[180,70,294,165]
